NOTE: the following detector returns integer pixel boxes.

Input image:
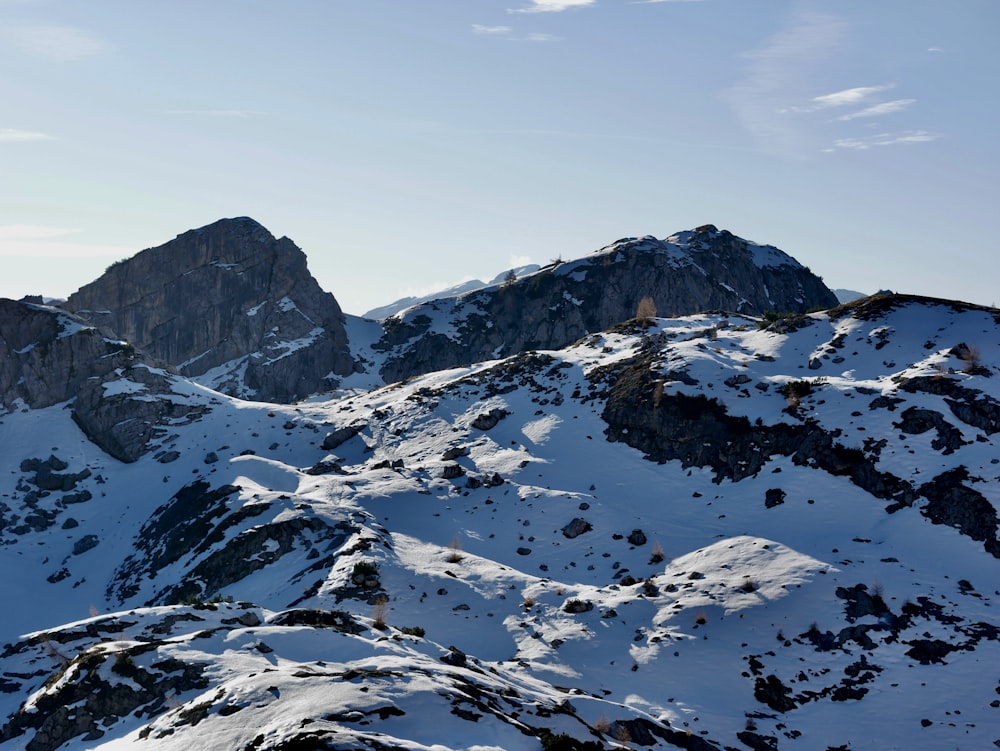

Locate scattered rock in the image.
[561,518,592,539]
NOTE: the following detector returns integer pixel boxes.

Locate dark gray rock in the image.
[471,408,509,431]
[321,424,364,450]
[561,518,592,539]
[62,217,354,403]
[627,529,647,546]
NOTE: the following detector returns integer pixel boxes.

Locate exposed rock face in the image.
[0,299,212,462]
[0,299,125,410]
[62,217,354,403]
[375,225,838,383]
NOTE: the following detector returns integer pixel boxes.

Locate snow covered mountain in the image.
[372,225,839,384]
[0,290,997,750]
[362,264,542,321]
[55,219,838,402]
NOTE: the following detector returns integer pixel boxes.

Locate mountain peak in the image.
[62,219,355,402]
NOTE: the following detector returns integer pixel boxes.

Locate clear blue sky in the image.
[2,0,997,313]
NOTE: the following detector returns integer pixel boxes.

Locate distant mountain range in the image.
[0,219,996,751]
[362,264,542,320]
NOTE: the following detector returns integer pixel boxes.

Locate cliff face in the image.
[376,225,839,383]
[0,300,124,411]
[0,300,208,462]
[62,217,354,403]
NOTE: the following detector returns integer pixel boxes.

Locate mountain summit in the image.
[374,224,838,382]
[62,217,355,402]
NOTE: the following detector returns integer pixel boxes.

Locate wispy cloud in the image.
[0,224,77,240]
[838,98,915,121]
[510,0,595,13]
[831,130,940,150]
[166,109,268,118]
[725,11,847,156]
[809,84,893,110]
[0,25,107,60]
[0,225,134,259]
[471,24,561,42]
[472,24,513,35]
[524,32,561,42]
[631,0,704,4]
[0,128,53,142]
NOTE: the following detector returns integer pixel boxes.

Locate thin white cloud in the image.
[811,84,894,110]
[0,240,132,258]
[472,24,512,35]
[510,0,595,13]
[523,32,562,42]
[928,46,944,53]
[832,130,940,150]
[838,98,915,121]
[1,25,107,60]
[725,11,847,156]
[0,128,53,141]
[0,225,77,240]
[632,0,704,4]
[166,109,268,118]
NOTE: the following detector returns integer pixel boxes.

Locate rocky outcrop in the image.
[0,299,126,410]
[62,217,354,403]
[376,225,838,383]
[0,299,204,462]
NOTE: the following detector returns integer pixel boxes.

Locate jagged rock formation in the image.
[375,225,838,382]
[0,299,126,411]
[0,299,213,462]
[62,217,354,403]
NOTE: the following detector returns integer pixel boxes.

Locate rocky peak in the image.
[375,226,839,383]
[62,218,355,403]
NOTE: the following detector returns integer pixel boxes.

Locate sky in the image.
[1,0,998,315]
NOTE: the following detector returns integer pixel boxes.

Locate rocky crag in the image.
[62,217,355,403]
[374,224,839,382]
[0,299,212,462]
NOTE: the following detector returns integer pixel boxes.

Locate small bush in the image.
[352,560,379,578]
[740,577,758,593]
[112,653,136,676]
[779,379,813,409]
[401,626,425,638]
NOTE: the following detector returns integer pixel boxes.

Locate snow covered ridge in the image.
[373,224,837,384]
[0,294,997,750]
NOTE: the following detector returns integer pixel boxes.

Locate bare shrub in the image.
[371,596,389,630]
[636,296,657,323]
[446,535,464,564]
[594,714,611,734]
[649,540,665,564]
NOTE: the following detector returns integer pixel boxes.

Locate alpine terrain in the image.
[0,219,996,751]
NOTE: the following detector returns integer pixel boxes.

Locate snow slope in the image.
[0,294,997,750]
